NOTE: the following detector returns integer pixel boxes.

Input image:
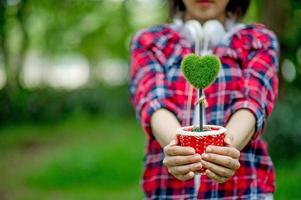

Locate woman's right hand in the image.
[163,139,203,181]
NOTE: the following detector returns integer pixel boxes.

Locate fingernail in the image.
[195,163,202,168]
[201,160,207,167]
[194,153,201,159]
[202,153,209,159]
[188,171,195,177]
[206,147,212,152]
[190,148,196,154]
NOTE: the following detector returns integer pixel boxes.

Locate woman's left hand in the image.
[201,135,240,183]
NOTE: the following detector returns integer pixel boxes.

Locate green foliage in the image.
[0,85,133,125]
[193,126,202,132]
[264,88,301,160]
[181,54,220,89]
[26,0,134,61]
[193,126,211,132]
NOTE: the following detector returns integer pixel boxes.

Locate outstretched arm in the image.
[151,108,180,147]
[225,109,256,150]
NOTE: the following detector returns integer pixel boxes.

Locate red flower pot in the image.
[176,125,226,173]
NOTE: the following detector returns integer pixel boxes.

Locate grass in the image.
[0,113,145,200]
[0,113,300,199]
[274,158,301,199]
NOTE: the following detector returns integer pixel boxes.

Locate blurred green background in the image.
[0,0,300,199]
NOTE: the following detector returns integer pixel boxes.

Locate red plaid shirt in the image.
[129,23,279,199]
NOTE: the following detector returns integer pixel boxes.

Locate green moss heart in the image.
[181,54,221,89]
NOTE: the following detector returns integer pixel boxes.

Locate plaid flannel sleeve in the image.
[129,30,179,137]
[227,26,279,140]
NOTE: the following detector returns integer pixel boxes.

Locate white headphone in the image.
[183,19,226,54]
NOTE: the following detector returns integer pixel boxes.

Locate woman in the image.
[129,0,278,199]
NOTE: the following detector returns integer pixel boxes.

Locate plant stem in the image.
[199,88,203,131]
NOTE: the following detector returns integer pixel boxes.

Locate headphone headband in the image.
[184,20,204,43]
[184,19,226,53]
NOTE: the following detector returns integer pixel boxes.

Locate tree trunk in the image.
[260,0,288,39]
[260,0,289,94]
[0,1,14,90]
[0,0,29,91]
[15,0,29,87]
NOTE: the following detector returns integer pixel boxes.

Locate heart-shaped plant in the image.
[181,54,221,131]
[181,54,220,89]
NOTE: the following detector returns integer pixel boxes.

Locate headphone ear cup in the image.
[203,20,226,46]
[184,20,204,42]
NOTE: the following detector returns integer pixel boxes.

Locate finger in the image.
[224,135,233,146]
[201,159,235,178]
[170,139,177,146]
[205,169,228,183]
[169,162,202,175]
[202,153,240,170]
[163,154,202,167]
[164,145,195,156]
[205,146,240,159]
[174,171,195,181]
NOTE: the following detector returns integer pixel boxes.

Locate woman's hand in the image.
[201,135,240,183]
[163,135,241,183]
[163,140,202,181]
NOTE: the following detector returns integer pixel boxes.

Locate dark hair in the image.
[168,0,251,20]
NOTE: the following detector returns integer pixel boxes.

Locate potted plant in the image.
[177,54,226,173]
